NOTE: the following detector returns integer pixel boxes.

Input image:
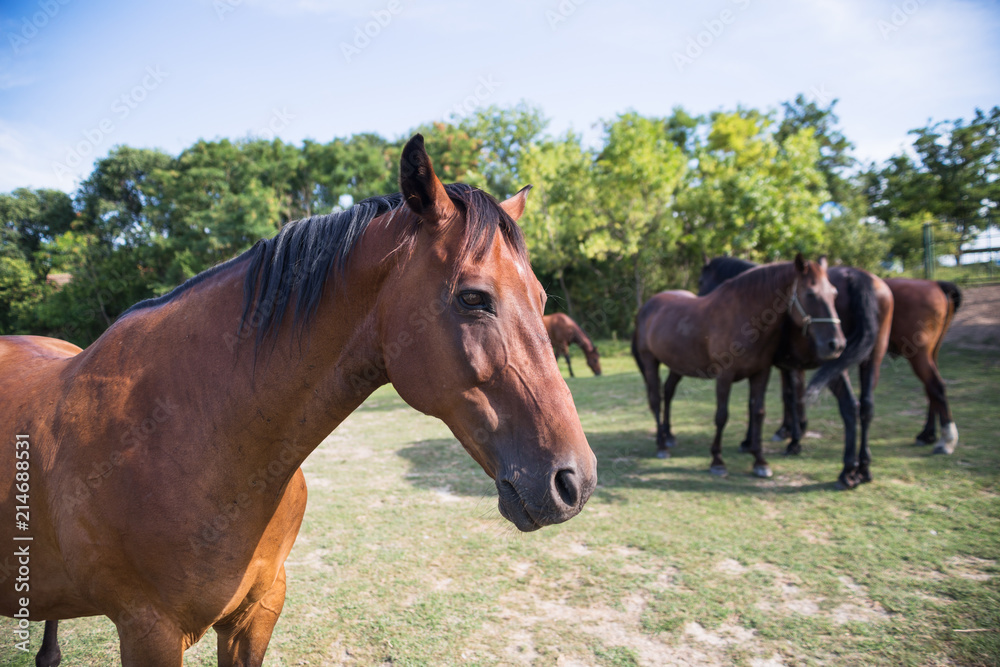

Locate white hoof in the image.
[932,422,958,455]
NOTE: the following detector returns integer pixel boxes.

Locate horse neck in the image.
[572,324,593,352]
[85,223,398,485]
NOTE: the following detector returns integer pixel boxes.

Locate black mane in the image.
[698,256,759,295]
[122,183,526,354]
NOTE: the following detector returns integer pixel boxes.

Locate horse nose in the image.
[552,467,583,509]
[828,338,845,354]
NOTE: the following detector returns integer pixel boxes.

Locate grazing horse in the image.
[699,256,894,488]
[543,313,602,377]
[884,278,962,454]
[633,255,845,478]
[0,135,597,667]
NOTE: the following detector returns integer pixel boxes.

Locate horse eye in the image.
[458,291,491,311]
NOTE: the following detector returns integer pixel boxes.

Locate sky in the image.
[1,0,998,194]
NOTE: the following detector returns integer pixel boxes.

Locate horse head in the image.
[378,135,597,531]
[790,254,846,361]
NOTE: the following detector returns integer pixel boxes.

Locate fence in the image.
[921,219,1000,284]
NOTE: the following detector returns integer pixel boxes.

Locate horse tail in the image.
[937,280,962,316]
[631,328,644,373]
[806,269,879,398]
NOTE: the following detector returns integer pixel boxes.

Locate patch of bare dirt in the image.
[944,284,1000,350]
[749,565,891,625]
[480,589,789,667]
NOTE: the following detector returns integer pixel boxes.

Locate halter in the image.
[788,279,841,336]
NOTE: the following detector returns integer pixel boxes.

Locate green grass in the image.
[4,344,999,665]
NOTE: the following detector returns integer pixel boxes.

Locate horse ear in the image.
[399,134,457,226]
[500,185,532,222]
[817,255,829,270]
[794,252,806,273]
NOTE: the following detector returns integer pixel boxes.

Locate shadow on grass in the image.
[395,428,839,501]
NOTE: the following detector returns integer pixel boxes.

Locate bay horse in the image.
[632,255,845,478]
[699,256,895,488]
[884,278,962,454]
[543,312,602,377]
[0,135,597,667]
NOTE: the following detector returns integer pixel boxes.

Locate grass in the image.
[4,342,999,665]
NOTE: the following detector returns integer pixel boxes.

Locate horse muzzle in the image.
[495,457,596,532]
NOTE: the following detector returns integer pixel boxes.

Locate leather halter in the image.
[788,280,840,336]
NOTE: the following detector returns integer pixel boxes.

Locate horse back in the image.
[884,278,952,353]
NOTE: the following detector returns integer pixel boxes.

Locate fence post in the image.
[923,222,934,280]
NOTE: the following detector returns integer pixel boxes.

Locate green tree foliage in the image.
[592,112,687,307]
[867,107,1000,265]
[518,133,599,317]
[457,102,548,198]
[677,109,829,263]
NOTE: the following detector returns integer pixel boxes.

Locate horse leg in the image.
[661,371,682,453]
[784,369,804,456]
[216,566,288,667]
[910,352,939,445]
[914,357,958,455]
[857,359,876,483]
[774,368,794,441]
[637,353,665,456]
[35,620,61,667]
[828,372,861,489]
[564,352,575,378]
[708,379,732,477]
[116,608,184,667]
[747,367,772,478]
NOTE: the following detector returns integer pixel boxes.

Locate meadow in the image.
[3,341,998,666]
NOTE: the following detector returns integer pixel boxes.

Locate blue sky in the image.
[1,0,998,194]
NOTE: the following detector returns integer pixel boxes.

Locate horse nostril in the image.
[553,468,580,508]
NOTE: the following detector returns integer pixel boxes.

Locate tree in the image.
[676,109,830,265]
[868,107,1000,264]
[776,94,855,204]
[518,132,598,317]
[591,112,687,308]
[457,102,548,198]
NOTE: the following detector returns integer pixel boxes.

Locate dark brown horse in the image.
[633,255,845,478]
[699,257,895,488]
[1,135,597,666]
[885,278,962,454]
[543,312,602,377]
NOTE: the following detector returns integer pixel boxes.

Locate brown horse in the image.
[633,255,845,478]
[0,135,597,666]
[699,257,895,488]
[885,278,962,454]
[543,313,602,377]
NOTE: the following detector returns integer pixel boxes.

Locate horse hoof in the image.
[752,465,773,478]
[836,473,859,490]
[709,465,728,477]
[655,449,670,459]
[784,443,802,456]
[933,423,959,455]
